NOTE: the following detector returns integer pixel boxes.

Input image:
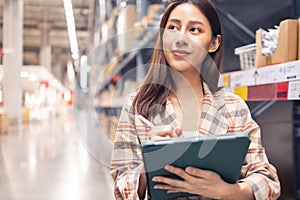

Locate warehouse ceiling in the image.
[0,0,295,77]
[0,0,92,69]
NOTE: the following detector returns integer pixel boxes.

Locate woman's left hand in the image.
[152,165,228,199]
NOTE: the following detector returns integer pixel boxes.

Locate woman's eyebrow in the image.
[168,18,181,23]
[168,18,204,26]
[188,20,205,26]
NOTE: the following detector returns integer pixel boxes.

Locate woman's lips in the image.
[172,50,191,57]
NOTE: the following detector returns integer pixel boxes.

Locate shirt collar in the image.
[203,82,225,110]
[152,82,226,127]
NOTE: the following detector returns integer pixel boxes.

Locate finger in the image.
[153,183,174,190]
[185,166,215,179]
[152,175,186,189]
[151,135,170,140]
[149,125,171,136]
[152,125,177,138]
[175,128,182,137]
[157,130,177,138]
[165,165,190,180]
[158,127,178,138]
[154,184,188,194]
[155,185,184,193]
[167,188,185,193]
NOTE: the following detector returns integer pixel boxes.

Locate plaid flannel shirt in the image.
[110,84,281,200]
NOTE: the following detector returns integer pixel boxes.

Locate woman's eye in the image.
[168,25,178,31]
[190,27,201,33]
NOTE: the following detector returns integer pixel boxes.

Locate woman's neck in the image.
[171,69,204,101]
[170,69,204,131]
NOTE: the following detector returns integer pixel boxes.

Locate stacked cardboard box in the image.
[299,18,300,60]
[22,107,30,124]
[0,111,8,134]
[117,5,137,53]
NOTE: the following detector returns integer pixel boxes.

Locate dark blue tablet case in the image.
[141,133,250,200]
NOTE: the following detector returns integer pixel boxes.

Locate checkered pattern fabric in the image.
[110,84,280,199]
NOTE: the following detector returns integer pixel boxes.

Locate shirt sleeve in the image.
[110,103,144,200]
[233,98,281,199]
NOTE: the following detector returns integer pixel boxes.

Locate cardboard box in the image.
[22,107,30,123]
[299,18,300,59]
[0,111,8,134]
[117,5,137,53]
[256,19,299,68]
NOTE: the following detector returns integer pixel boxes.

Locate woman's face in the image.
[162,3,219,74]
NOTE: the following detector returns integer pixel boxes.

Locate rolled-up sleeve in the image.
[110,103,144,200]
[233,97,281,199]
[239,125,281,200]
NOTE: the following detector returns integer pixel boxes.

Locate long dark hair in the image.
[133,0,224,119]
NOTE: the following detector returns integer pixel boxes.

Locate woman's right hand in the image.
[149,125,182,140]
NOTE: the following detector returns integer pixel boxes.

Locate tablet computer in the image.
[141,133,250,200]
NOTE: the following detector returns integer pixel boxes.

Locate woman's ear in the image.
[208,35,221,53]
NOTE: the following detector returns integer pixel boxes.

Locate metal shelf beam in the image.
[293,100,300,199]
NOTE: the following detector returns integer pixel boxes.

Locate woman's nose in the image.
[176,33,189,47]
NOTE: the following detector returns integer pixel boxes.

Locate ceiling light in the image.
[120,1,127,7]
[63,0,79,60]
[80,55,88,89]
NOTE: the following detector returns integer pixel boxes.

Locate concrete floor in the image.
[0,107,114,200]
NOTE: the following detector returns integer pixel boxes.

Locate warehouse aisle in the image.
[0,107,114,200]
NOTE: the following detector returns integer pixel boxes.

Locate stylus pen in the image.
[138,115,155,128]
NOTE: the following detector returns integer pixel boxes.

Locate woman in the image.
[110,0,281,199]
